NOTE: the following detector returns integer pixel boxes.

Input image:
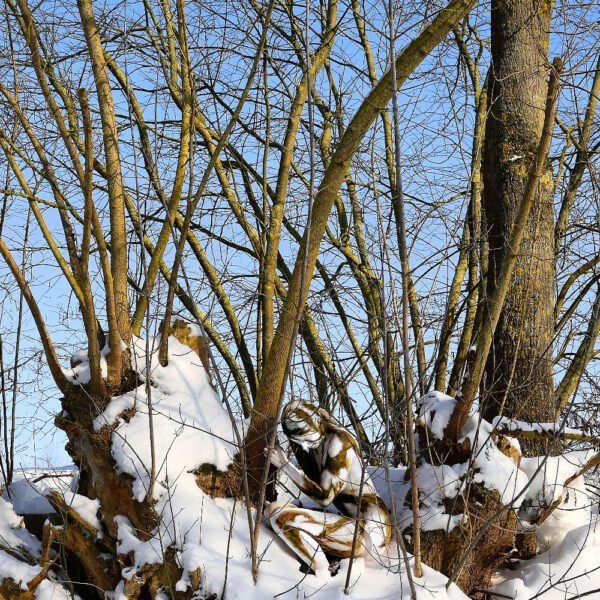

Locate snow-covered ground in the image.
[0,490,74,600]
[1,333,599,599]
[94,336,468,600]
[2,468,75,515]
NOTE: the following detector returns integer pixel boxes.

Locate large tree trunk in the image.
[481,0,556,430]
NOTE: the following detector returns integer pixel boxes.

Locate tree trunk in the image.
[481,0,556,433]
[245,0,477,500]
[418,488,517,598]
[50,323,210,599]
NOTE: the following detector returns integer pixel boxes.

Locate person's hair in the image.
[282,400,325,443]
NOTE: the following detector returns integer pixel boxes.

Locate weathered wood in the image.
[417,489,516,598]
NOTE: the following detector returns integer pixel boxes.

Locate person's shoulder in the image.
[318,411,361,456]
[323,426,359,458]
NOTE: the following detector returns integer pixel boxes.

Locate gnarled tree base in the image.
[417,486,516,598]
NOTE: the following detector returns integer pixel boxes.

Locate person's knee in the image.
[265,501,301,533]
[264,500,287,521]
[364,516,391,548]
[360,500,392,547]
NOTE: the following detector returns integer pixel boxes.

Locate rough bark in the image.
[32,323,209,599]
[481,0,556,431]
[77,0,131,389]
[418,489,516,598]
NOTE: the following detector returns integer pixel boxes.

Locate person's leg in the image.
[265,502,368,571]
[265,502,330,571]
[316,513,368,557]
[359,498,392,551]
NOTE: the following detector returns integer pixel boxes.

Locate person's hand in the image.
[268,446,288,468]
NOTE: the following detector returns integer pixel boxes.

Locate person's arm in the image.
[270,446,345,507]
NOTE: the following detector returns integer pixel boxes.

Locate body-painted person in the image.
[266,399,392,574]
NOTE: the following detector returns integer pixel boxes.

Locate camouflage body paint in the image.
[266,400,392,572]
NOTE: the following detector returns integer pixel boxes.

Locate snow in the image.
[168,494,468,600]
[3,478,54,515]
[114,516,163,572]
[419,393,530,511]
[0,478,82,598]
[367,460,470,534]
[490,516,600,599]
[0,496,41,589]
[414,462,469,532]
[415,390,599,598]
[0,550,41,590]
[418,390,456,439]
[90,338,600,598]
[469,422,529,507]
[0,497,41,553]
[0,480,84,600]
[35,578,77,600]
[89,334,471,599]
[492,416,583,438]
[93,336,236,502]
[62,345,109,385]
[520,452,596,549]
[417,395,600,599]
[2,469,76,515]
[56,491,102,535]
[4,331,599,600]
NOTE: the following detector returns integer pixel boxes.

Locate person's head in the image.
[281,400,327,450]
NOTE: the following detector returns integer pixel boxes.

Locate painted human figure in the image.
[266,399,392,573]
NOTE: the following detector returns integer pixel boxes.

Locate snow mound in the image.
[63,345,109,385]
[418,390,456,439]
[416,392,599,598]
[520,452,596,548]
[0,496,41,588]
[54,490,102,535]
[45,335,600,599]
[490,517,600,599]
[0,483,80,599]
[94,336,237,502]
[95,334,470,599]
[3,469,76,515]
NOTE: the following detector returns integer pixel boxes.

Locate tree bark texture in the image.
[481,0,556,429]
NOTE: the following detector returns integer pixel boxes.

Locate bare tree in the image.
[0,0,599,598]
